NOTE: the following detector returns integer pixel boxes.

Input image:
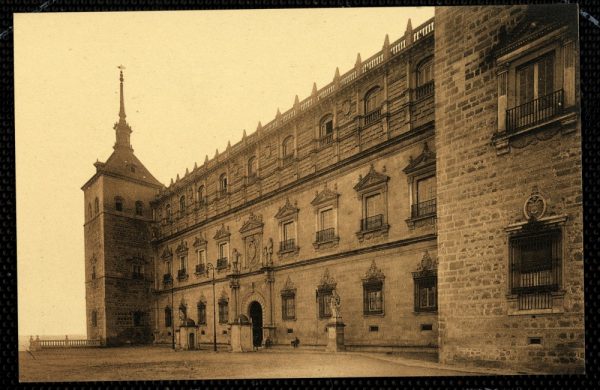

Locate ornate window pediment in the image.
[311,184,340,207]
[281,275,296,296]
[239,212,264,235]
[175,240,188,254]
[213,224,231,241]
[318,268,337,291]
[403,142,436,176]
[354,164,389,193]
[363,260,385,283]
[274,198,299,220]
[192,234,207,248]
[412,250,438,279]
[161,247,173,260]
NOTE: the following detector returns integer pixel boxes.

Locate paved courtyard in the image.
[18,346,494,382]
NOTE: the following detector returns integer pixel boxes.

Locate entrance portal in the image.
[249,301,263,347]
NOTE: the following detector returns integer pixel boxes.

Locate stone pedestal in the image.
[230,314,253,352]
[326,319,346,352]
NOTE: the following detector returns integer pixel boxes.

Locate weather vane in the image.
[117,65,126,70]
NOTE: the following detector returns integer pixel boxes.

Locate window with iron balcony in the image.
[163,273,172,286]
[280,220,297,253]
[319,115,334,147]
[493,6,578,155]
[404,142,436,229]
[197,301,207,325]
[363,86,382,126]
[354,165,390,241]
[415,57,434,100]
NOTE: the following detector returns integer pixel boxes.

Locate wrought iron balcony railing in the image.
[177,269,188,280]
[280,239,296,253]
[360,214,384,232]
[415,80,434,99]
[316,228,336,243]
[163,273,173,285]
[364,109,381,126]
[216,257,228,270]
[195,263,206,274]
[319,133,333,147]
[131,272,144,280]
[506,89,564,133]
[411,199,437,218]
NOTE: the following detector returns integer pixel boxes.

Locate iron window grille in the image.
[363,280,384,315]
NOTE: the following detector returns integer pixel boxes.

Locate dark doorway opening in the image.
[249,301,263,347]
[188,332,195,350]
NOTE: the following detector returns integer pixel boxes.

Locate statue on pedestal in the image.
[330,289,341,320]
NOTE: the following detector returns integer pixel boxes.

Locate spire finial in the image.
[113,65,132,151]
[118,65,126,121]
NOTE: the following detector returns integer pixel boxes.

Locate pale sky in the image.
[15,7,434,337]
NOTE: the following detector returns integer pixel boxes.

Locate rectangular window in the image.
[197,249,206,266]
[509,229,561,310]
[197,303,206,325]
[413,175,437,218]
[365,193,382,218]
[165,308,172,327]
[282,294,296,320]
[320,208,333,230]
[133,311,143,327]
[517,53,555,105]
[363,282,383,315]
[166,261,172,275]
[219,242,228,260]
[317,290,333,319]
[283,221,295,241]
[414,276,437,312]
[218,300,229,324]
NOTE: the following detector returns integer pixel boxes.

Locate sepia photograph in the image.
[14,3,584,382]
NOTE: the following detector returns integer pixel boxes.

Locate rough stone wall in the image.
[93,175,158,345]
[434,5,584,373]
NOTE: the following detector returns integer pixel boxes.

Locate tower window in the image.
[220,174,228,195]
[135,201,143,216]
[282,136,294,159]
[165,307,172,327]
[115,196,123,212]
[94,197,99,214]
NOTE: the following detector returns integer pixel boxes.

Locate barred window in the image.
[509,229,561,310]
[414,276,437,312]
[197,302,206,325]
[281,293,296,321]
[363,281,383,315]
[218,299,229,324]
[317,288,333,319]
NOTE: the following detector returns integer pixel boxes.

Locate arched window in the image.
[179,195,186,214]
[135,201,143,216]
[165,204,172,222]
[364,87,382,114]
[282,136,294,158]
[248,156,257,178]
[94,197,99,214]
[220,174,228,195]
[320,115,334,138]
[88,203,92,219]
[319,115,334,145]
[417,57,433,87]
[197,185,205,205]
[115,196,123,212]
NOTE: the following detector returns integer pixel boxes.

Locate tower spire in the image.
[119,65,126,121]
[113,65,132,151]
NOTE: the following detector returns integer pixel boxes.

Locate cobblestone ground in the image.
[19,346,483,382]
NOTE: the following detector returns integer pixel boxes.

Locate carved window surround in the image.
[193,235,208,276]
[492,13,578,155]
[354,164,390,242]
[311,184,340,249]
[213,224,231,272]
[362,260,385,317]
[280,276,297,321]
[403,142,436,229]
[275,198,300,259]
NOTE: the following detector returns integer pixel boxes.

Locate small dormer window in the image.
[130,164,136,173]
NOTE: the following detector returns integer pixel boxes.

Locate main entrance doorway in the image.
[249,301,263,347]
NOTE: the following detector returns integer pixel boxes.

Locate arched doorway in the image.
[249,301,263,347]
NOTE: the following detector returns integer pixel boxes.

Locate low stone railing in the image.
[29,335,102,351]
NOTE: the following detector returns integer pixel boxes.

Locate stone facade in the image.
[83,5,584,374]
[434,5,583,373]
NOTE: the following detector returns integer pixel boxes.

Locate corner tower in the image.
[82,67,163,345]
